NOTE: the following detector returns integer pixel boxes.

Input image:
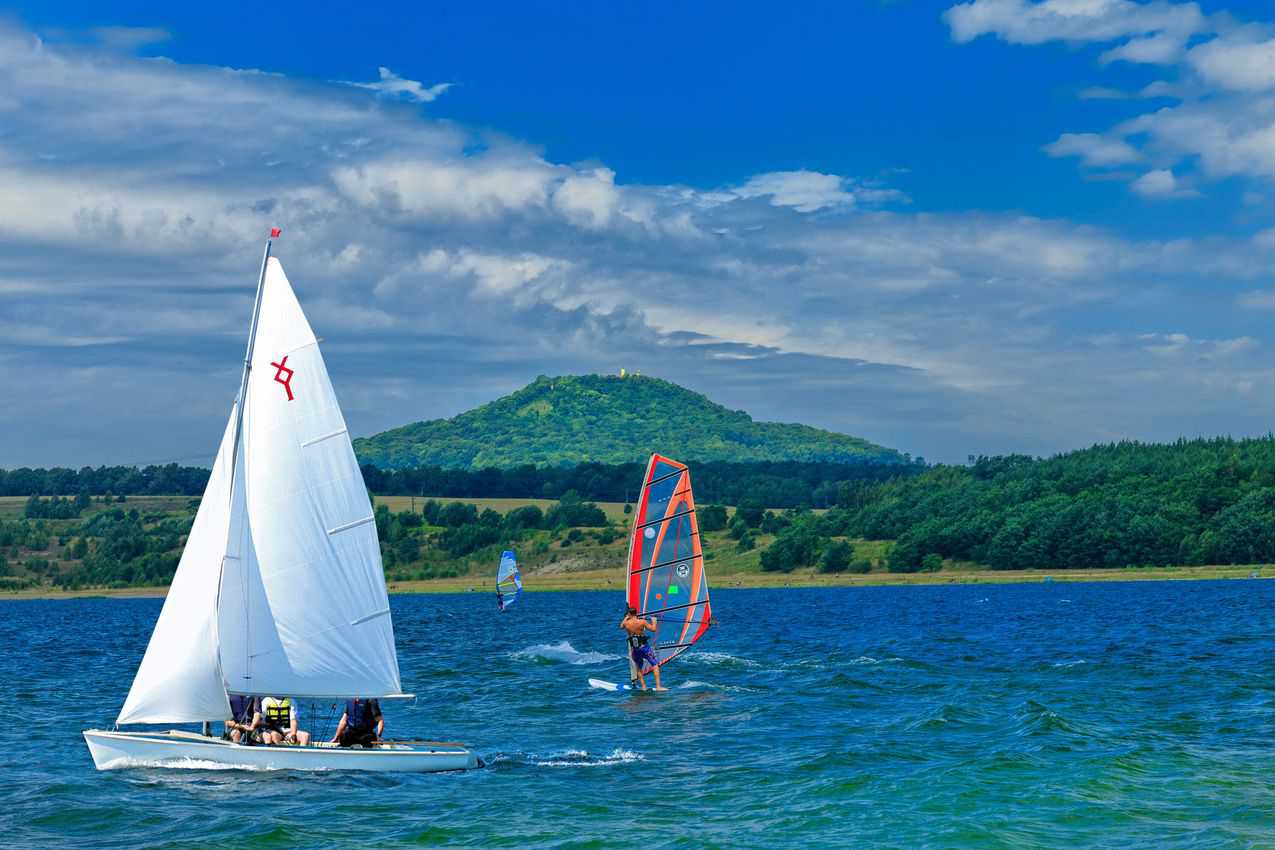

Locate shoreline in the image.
[2,563,1268,600]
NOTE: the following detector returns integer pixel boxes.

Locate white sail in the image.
[215,431,284,695]
[116,409,238,725]
[232,258,402,698]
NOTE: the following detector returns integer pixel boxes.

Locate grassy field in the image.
[7,562,1270,600]
[5,492,1272,600]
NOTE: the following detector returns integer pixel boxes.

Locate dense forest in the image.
[847,437,1275,571]
[353,374,908,469]
[0,459,912,509]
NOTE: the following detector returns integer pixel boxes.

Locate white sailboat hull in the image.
[84,729,478,773]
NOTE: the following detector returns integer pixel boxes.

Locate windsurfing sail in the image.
[626,454,711,667]
[497,550,522,610]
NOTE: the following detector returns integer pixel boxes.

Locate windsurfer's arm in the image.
[645,617,658,631]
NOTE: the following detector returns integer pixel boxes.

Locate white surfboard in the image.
[588,678,635,692]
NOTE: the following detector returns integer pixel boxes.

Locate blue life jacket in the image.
[346,698,380,732]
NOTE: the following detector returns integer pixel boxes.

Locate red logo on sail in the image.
[271,356,295,401]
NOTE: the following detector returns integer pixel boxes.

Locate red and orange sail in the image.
[626,454,712,667]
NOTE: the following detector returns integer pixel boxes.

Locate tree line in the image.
[847,436,1275,571]
[2,459,914,509]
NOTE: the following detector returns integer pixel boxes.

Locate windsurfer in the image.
[620,605,664,691]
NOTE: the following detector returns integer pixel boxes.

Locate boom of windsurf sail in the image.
[497,550,522,611]
[626,454,711,667]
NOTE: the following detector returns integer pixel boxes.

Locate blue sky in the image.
[4,0,1275,467]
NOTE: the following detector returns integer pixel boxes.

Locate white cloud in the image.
[1130,168,1194,197]
[944,0,1205,52]
[1186,37,1275,92]
[552,167,625,230]
[944,2,1275,195]
[332,156,556,220]
[346,66,453,103]
[1100,31,1188,64]
[732,170,856,211]
[1044,132,1142,166]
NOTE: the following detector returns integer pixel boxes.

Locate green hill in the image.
[353,374,906,470]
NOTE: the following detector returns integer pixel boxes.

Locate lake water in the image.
[3,581,1275,848]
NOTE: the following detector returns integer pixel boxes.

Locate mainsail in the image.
[626,454,711,667]
[117,245,403,725]
[496,550,522,611]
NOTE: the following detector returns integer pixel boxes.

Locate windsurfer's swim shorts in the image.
[631,643,659,669]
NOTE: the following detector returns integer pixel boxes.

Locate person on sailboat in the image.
[260,696,312,747]
[224,694,263,744]
[620,605,663,691]
[331,697,384,747]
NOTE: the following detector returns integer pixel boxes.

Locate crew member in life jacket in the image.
[330,697,384,748]
[260,696,312,747]
[224,694,263,744]
[620,605,665,691]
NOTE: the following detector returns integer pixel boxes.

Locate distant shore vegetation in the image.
[8,435,1275,591]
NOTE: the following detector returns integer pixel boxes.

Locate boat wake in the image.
[677,679,761,693]
[101,757,282,772]
[686,651,760,668]
[531,748,644,768]
[512,641,621,665]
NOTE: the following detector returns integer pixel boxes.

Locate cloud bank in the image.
[2,19,1274,468]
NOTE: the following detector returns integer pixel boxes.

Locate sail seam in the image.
[328,515,375,535]
[645,467,686,488]
[635,508,695,530]
[351,608,391,626]
[634,550,702,574]
[302,428,348,448]
[640,599,709,617]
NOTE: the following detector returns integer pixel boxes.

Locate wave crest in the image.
[512,641,621,665]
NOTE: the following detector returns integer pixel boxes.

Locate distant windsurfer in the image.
[620,605,664,691]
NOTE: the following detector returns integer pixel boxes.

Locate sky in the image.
[4,0,1275,467]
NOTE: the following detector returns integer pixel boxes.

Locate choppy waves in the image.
[510,640,621,665]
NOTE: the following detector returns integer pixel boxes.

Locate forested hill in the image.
[849,436,1275,571]
[352,374,907,470]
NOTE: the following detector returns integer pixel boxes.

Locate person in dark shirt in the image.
[224,694,263,744]
[330,697,384,747]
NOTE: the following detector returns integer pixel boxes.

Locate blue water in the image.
[4,582,1275,848]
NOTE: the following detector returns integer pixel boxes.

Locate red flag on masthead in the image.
[270,227,282,238]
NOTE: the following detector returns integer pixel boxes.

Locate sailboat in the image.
[496,550,522,611]
[83,231,478,772]
[589,454,712,691]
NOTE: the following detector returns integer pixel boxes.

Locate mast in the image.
[218,227,280,693]
[229,229,278,501]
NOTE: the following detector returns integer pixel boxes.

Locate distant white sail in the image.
[116,409,238,725]
[233,259,402,698]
